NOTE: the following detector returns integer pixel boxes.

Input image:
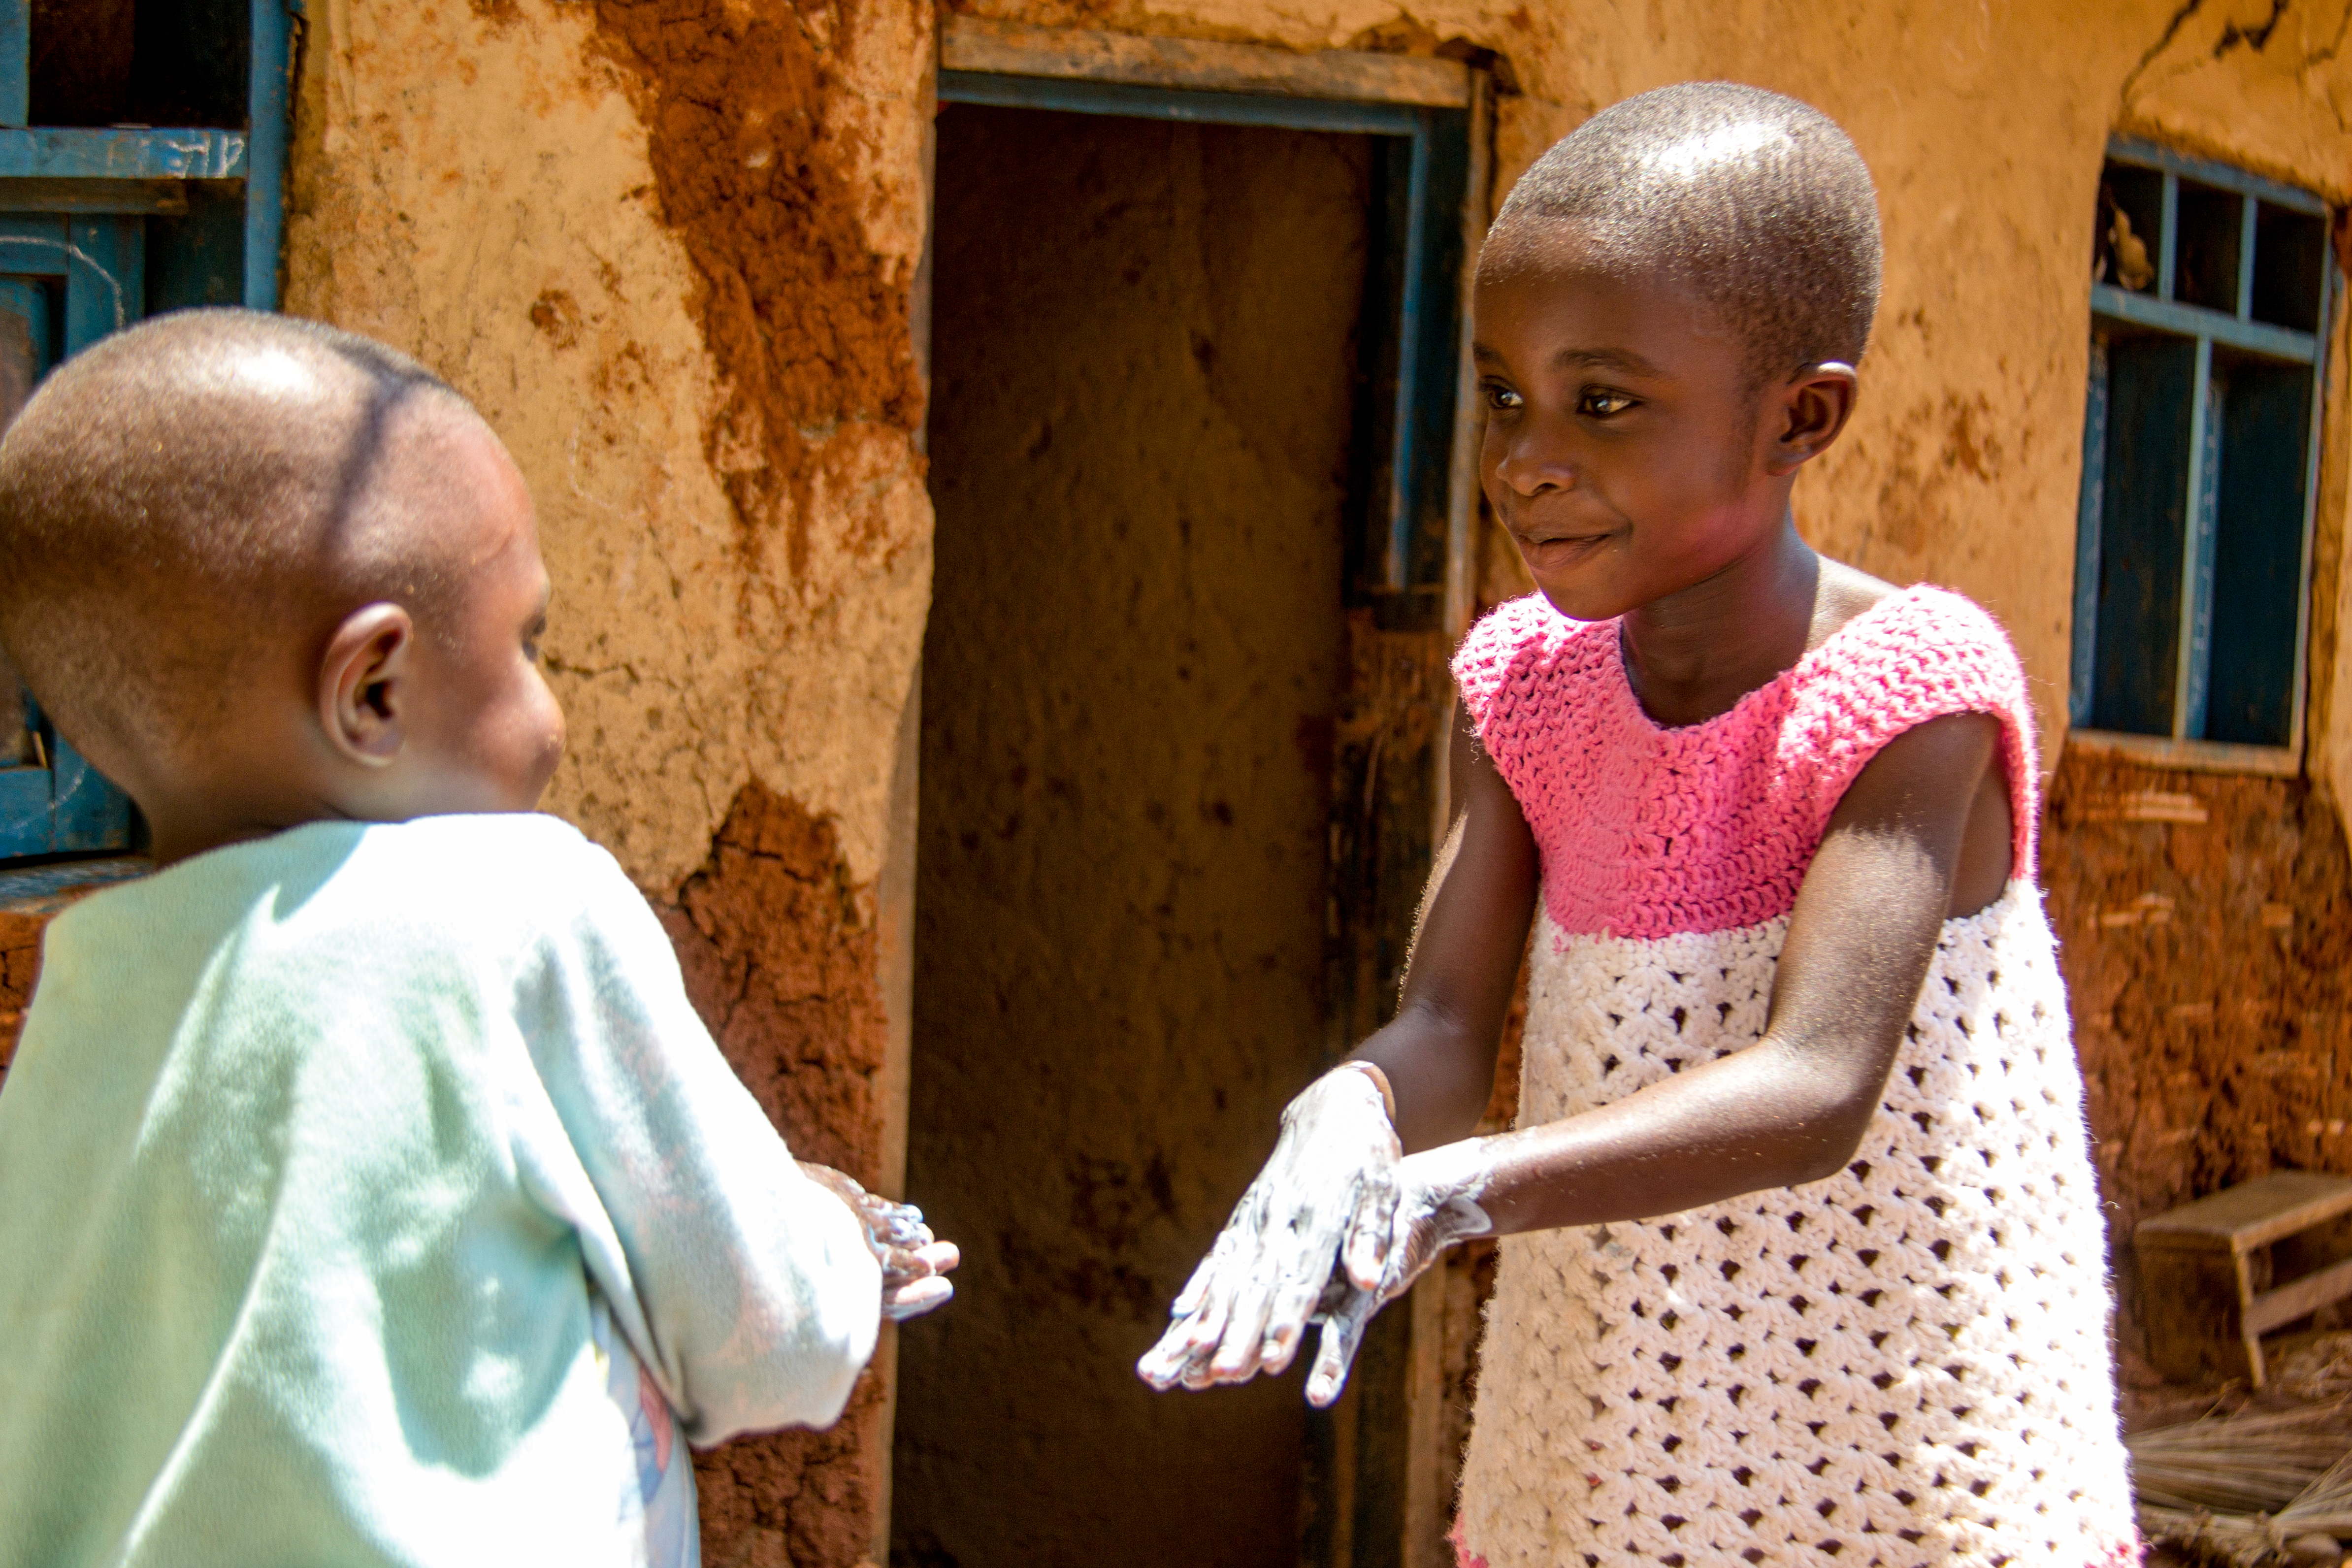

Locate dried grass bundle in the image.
[2131,1403,2352,1565]
[2138,1503,2345,1567]
[2129,1403,2352,1513]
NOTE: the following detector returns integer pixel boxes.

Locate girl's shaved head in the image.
[0,308,489,762]
[1481,82,1882,390]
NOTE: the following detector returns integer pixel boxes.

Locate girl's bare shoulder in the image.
[1804,558,1903,653]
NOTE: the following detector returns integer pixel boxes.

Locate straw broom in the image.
[2129,1403,2352,1513]
[2130,1404,2352,1565]
[2138,1449,2352,1566]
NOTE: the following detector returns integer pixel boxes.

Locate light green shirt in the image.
[0,815,881,1568]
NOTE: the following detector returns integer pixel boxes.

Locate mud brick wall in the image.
[2045,746,2352,1386]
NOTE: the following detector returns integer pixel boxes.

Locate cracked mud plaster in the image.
[586,0,928,588]
[659,780,890,1568]
[284,0,931,896]
[2044,749,2352,1388]
[2117,0,2352,194]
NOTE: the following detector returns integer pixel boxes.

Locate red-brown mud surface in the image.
[0,910,38,1087]
[2044,746,2352,1383]
[659,781,890,1568]
[588,0,925,584]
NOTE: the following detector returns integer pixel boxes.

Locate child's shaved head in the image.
[1482,82,1881,389]
[0,309,485,763]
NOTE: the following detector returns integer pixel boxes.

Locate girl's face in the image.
[1472,243,1819,623]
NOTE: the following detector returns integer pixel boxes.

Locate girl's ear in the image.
[1764,361,1860,476]
[319,603,415,767]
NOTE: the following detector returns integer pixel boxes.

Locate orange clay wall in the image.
[218,0,2352,1555]
[284,3,932,1561]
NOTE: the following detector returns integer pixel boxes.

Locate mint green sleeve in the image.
[507,842,882,1446]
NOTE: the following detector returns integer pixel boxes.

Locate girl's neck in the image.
[1620,516,1822,728]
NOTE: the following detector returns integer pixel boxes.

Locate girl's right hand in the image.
[1135,1063,1403,1393]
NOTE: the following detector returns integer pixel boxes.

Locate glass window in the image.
[2073,140,2333,756]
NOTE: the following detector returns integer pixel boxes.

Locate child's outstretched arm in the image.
[797,1161,960,1321]
[1144,704,2008,1405]
[516,837,963,1445]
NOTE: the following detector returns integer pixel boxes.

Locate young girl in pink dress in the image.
[1139,82,2138,1567]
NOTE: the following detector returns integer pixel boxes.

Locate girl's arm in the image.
[1447,706,2006,1236]
[1144,701,2008,1403]
[1135,711,1537,1397]
[1293,707,2012,1405]
[1349,707,1542,1153]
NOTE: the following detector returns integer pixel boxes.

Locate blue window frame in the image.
[2072,137,2334,762]
[936,67,1471,616]
[0,0,293,861]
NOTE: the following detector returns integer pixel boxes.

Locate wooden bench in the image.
[2139,1172,2352,1388]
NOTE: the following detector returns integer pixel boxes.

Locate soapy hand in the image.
[1135,1064,1403,1398]
[1300,1138,1497,1405]
[800,1162,961,1322]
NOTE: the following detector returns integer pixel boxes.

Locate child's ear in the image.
[319,603,415,767]
[1764,362,1859,476]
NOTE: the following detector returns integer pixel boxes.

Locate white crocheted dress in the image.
[1449,588,2138,1568]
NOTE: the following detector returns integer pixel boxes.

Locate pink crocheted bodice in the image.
[1452,585,2040,942]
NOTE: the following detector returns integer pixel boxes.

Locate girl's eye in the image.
[1579,389,1636,418]
[1484,383,1524,412]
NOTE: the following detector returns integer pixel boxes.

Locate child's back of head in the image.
[0,308,564,862]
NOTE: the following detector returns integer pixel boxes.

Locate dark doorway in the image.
[892,103,1370,1567]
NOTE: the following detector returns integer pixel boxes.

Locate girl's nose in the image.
[1493,428,1576,498]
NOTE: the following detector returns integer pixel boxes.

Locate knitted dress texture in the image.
[1450,587,2137,1568]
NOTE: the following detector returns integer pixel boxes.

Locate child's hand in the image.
[799,1163,961,1322]
[1301,1138,1495,1405]
[1135,1064,1402,1394]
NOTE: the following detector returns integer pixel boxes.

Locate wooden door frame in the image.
[892,23,1494,1565]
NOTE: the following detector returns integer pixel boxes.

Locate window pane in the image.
[2093,333,2197,735]
[29,0,250,131]
[2175,179,2243,312]
[2252,202,2326,333]
[2097,163,2163,293]
[2204,352,2313,746]
[27,0,132,127]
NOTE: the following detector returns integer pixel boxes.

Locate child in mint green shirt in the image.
[0,311,956,1568]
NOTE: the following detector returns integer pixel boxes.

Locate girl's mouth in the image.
[1515,530,1612,573]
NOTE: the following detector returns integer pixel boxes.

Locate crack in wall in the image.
[2213,0,2288,56]
[2122,0,2208,102]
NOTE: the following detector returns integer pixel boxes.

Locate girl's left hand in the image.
[1305,1140,1497,1406]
